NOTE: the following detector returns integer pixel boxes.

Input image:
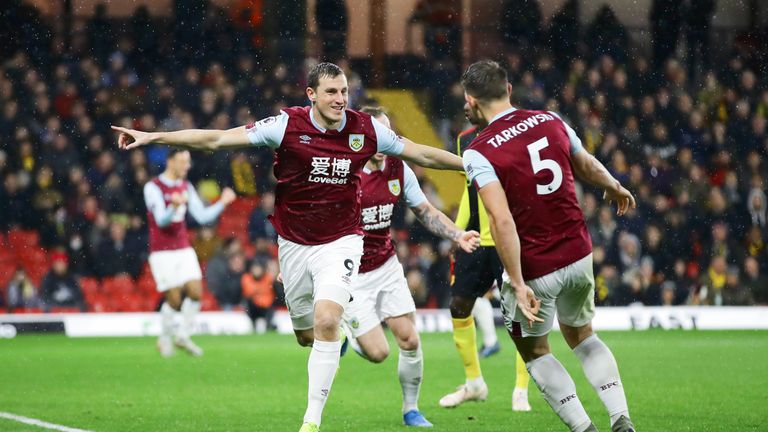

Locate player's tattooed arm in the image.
[411,202,480,253]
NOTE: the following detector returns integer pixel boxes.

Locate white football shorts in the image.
[278,234,364,331]
[148,247,203,292]
[343,254,416,338]
[500,253,595,338]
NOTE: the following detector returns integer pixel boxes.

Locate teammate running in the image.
[343,106,480,428]
[461,60,636,432]
[114,62,464,432]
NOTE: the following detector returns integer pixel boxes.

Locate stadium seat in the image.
[119,293,144,312]
[137,275,156,294]
[0,247,15,264]
[136,263,156,294]
[20,247,49,267]
[146,291,164,311]
[217,196,259,245]
[50,306,82,314]
[7,229,40,252]
[200,290,219,311]
[79,277,101,302]
[0,262,16,288]
[13,307,44,314]
[228,196,259,216]
[102,275,136,296]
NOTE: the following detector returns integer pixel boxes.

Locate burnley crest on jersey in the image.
[349,134,364,152]
[388,179,401,196]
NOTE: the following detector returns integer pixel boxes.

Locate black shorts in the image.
[451,246,503,299]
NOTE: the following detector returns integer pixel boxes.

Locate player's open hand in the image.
[112,125,153,150]
[456,230,481,253]
[603,184,636,216]
[514,285,543,327]
[220,187,237,205]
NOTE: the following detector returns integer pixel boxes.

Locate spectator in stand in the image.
[697,255,728,306]
[743,257,768,305]
[248,191,276,243]
[206,237,245,310]
[0,172,34,230]
[5,268,40,311]
[241,259,275,334]
[40,251,86,312]
[95,218,144,279]
[722,265,754,306]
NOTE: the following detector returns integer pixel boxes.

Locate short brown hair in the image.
[360,106,387,118]
[167,148,189,160]
[461,60,508,102]
[307,62,344,89]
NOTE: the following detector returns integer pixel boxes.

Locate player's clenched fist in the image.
[220,187,237,206]
[457,230,481,253]
[170,192,187,207]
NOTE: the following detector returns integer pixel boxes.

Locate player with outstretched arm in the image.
[114,62,464,432]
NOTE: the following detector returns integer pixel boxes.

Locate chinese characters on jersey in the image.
[361,203,394,230]
[308,157,352,184]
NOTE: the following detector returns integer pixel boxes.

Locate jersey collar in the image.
[489,106,517,125]
[158,173,183,187]
[309,108,347,133]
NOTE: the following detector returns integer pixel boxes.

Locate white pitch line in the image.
[0,412,94,432]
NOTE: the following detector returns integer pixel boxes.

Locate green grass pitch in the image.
[1,330,766,431]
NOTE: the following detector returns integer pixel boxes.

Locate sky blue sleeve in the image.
[462,150,499,189]
[143,182,175,228]
[402,163,428,207]
[549,111,584,155]
[244,111,288,149]
[372,116,405,156]
[186,184,225,225]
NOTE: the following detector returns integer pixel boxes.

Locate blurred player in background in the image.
[461,60,636,432]
[144,148,236,357]
[440,104,532,411]
[342,106,480,428]
[116,62,464,432]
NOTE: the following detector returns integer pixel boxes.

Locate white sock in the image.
[303,339,341,425]
[398,347,423,414]
[254,318,267,334]
[466,375,486,393]
[179,297,201,340]
[472,297,497,347]
[527,354,592,432]
[160,302,176,339]
[573,335,630,426]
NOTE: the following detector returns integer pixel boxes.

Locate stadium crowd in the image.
[1,0,767,315]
